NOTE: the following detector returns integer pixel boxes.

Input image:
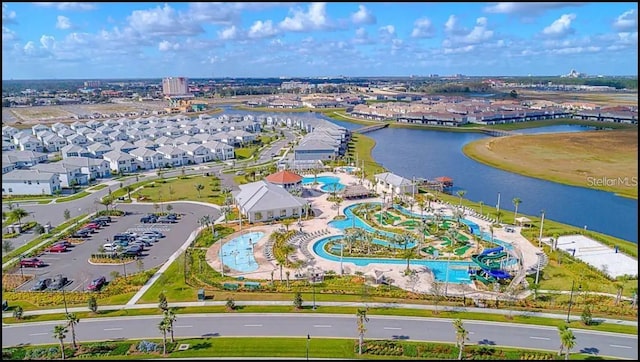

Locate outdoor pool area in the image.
[302,175,345,192]
[313,235,473,283]
[221,231,264,273]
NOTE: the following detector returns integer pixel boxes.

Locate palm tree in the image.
[164,308,177,343]
[402,247,417,273]
[125,185,133,201]
[10,208,29,226]
[557,324,568,356]
[53,324,68,359]
[158,318,170,355]
[356,308,369,355]
[559,326,576,360]
[453,318,469,360]
[334,197,343,217]
[416,197,426,220]
[281,218,294,232]
[65,313,80,350]
[478,201,484,216]
[456,190,466,207]
[512,197,522,222]
[194,183,204,198]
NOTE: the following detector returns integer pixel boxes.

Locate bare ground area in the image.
[463,129,638,199]
[518,90,638,107]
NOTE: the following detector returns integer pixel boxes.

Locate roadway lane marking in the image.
[313,325,332,328]
[174,325,193,328]
[104,328,123,331]
[529,336,550,340]
[29,332,48,336]
[244,324,263,327]
[383,327,402,330]
[609,344,632,349]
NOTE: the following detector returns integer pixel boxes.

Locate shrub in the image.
[137,340,158,353]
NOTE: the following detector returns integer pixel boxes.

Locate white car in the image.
[142,231,164,238]
[137,235,158,243]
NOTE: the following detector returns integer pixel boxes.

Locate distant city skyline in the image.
[1,2,638,80]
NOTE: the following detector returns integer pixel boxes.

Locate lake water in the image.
[219,107,638,243]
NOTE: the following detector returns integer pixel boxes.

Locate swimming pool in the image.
[313,236,473,283]
[221,231,264,273]
[302,176,345,192]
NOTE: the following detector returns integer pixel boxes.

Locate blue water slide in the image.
[480,246,503,256]
[488,269,511,279]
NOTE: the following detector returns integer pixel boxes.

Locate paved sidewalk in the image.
[2,301,637,327]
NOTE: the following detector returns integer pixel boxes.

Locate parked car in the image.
[132,238,153,247]
[48,275,69,290]
[53,240,73,248]
[122,245,143,256]
[137,235,158,243]
[83,223,101,230]
[166,213,178,220]
[114,239,130,248]
[20,257,45,268]
[142,230,164,238]
[87,276,107,291]
[157,216,176,224]
[31,278,52,291]
[90,219,109,227]
[114,233,135,242]
[46,243,67,253]
[140,215,157,223]
[102,243,119,252]
[93,216,112,223]
[72,229,91,238]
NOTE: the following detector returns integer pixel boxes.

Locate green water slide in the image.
[471,252,507,270]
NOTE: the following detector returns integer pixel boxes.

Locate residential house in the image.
[2,140,17,151]
[178,144,213,164]
[2,161,15,174]
[374,172,414,198]
[109,140,137,153]
[60,157,111,180]
[61,144,91,159]
[201,141,235,161]
[86,142,113,158]
[2,150,49,168]
[134,138,159,150]
[129,147,166,170]
[86,132,110,144]
[32,162,88,187]
[17,135,44,152]
[156,145,188,167]
[66,133,88,146]
[2,169,62,195]
[41,134,68,152]
[102,150,137,174]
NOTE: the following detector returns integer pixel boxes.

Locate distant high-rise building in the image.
[162,77,189,96]
[84,80,101,88]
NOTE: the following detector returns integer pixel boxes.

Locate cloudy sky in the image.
[2,2,638,79]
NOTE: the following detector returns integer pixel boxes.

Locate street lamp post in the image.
[310,267,317,310]
[62,285,69,315]
[538,210,545,247]
[122,255,127,278]
[306,334,310,360]
[566,280,582,323]
[220,240,225,277]
[535,252,543,285]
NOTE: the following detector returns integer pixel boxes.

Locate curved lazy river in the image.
[312,203,518,284]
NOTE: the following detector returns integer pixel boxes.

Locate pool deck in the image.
[206,171,545,300]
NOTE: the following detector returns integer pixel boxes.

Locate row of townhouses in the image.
[2,113,350,195]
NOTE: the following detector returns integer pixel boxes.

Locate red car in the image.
[83,223,100,230]
[20,258,45,268]
[87,276,107,291]
[46,244,67,253]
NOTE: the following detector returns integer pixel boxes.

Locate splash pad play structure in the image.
[316,202,515,286]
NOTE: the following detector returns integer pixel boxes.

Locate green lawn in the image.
[133,175,227,205]
[55,191,90,202]
[87,184,108,191]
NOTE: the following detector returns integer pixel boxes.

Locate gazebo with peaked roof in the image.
[265,170,303,190]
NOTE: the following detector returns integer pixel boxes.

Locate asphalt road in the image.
[14,202,220,292]
[2,314,637,359]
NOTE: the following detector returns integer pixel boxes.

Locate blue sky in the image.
[2,2,638,79]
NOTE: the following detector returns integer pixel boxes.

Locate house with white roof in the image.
[31,124,50,136]
[232,180,309,223]
[156,145,188,167]
[41,134,68,151]
[2,125,20,138]
[201,141,235,161]
[67,133,88,146]
[2,140,17,151]
[102,150,137,174]
[2,169,62,195]
[86,142,113,158]
[129,147,167,170]
[60,157,111,180]
[178,144,213,164]
[17,135,44,152]
[134,138,159,150]
[32,162,88,187]
[374,172,414,197]
[109,140,137,153]
[86,132,110,144]
[108,131,130,142]
[2,150,48,168]
[61,144,91,159]
[2,161,15,174]
[57,128,76,138]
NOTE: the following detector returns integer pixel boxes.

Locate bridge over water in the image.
[352,123,389,134]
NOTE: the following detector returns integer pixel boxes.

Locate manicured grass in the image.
[132,175,227,205]
[463,129,638,199]
[347,134,386,178]
[2,195,55,202]
[56,191,91,202]
[234,147,258,159]
[87,184,108,191]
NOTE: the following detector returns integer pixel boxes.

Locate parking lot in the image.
[17,203,220,293]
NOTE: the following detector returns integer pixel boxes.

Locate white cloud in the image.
[353,27,373,45]
[218,25,239,40]
[158,40,180,52]
[248,20,279,39]
[127,3,203,36]
[351,5,375,25]
[2,26,17,42]
[2,3,17,24]
[484,2,583,16]
[444,15,458,33]
[464,17,493,43]
[33,3,97,11]
[379,25,395,36]
[542,13,576,38]
[56,16,72,30]
[613,9,637,32]
[40,35,56,50]
[411,17,435,38]
[23,41,36,55]
[443,45,474,54]
[279,3,332,32]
